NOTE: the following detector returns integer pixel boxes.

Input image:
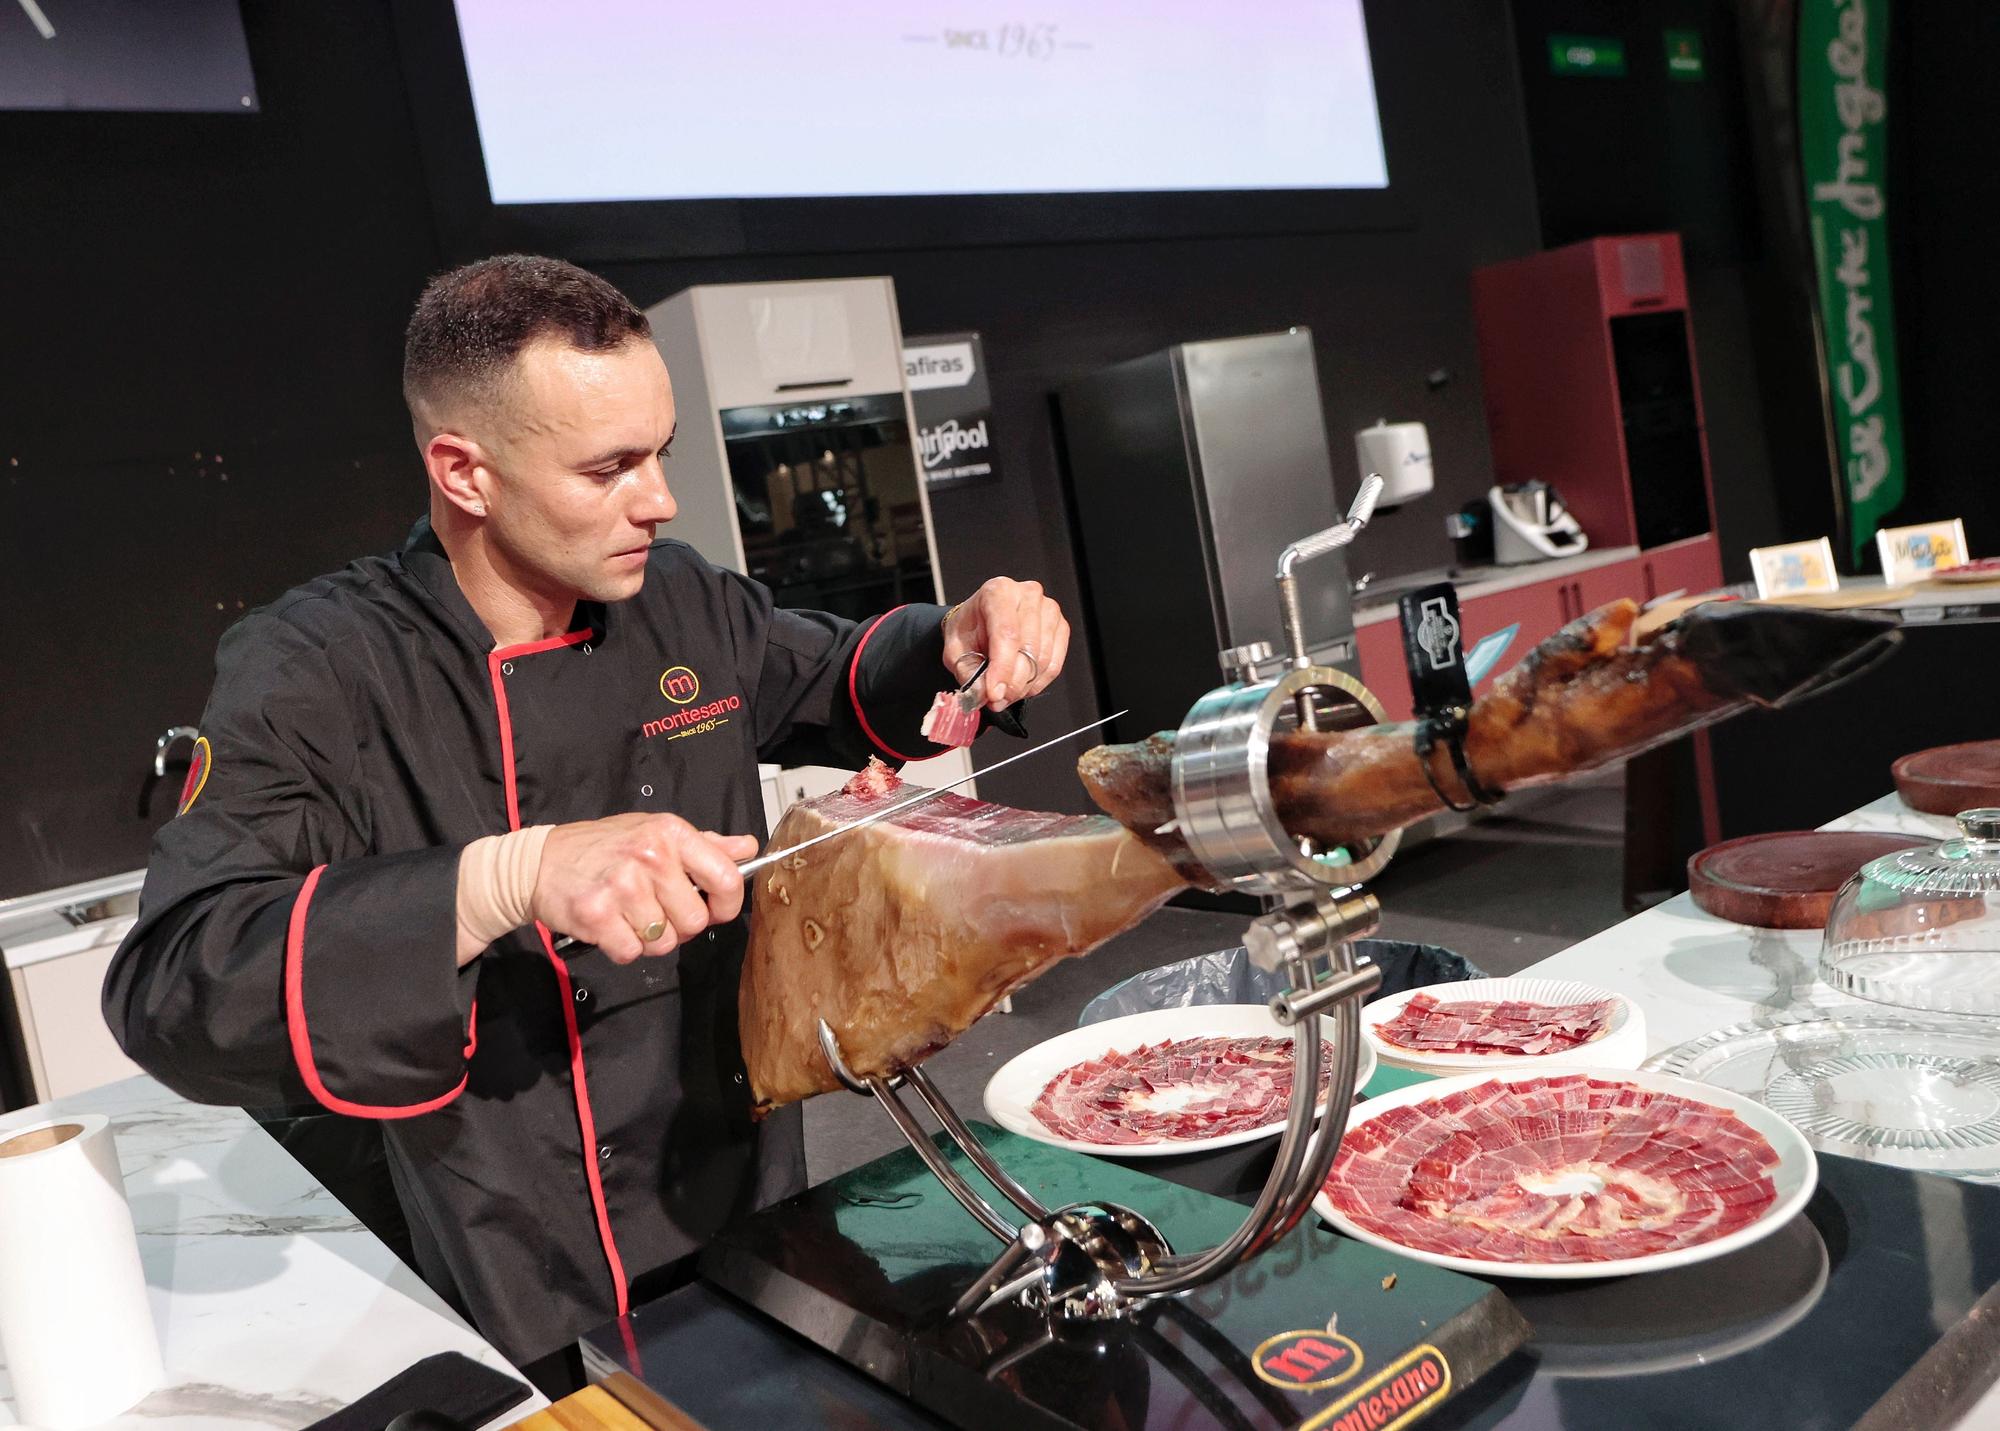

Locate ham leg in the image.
[1077,599,1900,878]
[741,769,1185,1112]
[744,600,1896,1109]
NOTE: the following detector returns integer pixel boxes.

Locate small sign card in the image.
[1749,537,1839,598]
[1875,518,1968,586]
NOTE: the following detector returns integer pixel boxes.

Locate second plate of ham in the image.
[1362,977,1646,1073]
[985,1005,1377,1158]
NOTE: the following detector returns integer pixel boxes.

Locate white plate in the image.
[983,1004,1377,1158]
[1361,977,1646,1073]
[1312,1066,1818,1281]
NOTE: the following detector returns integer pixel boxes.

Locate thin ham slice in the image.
[919,690,982,748]
[741,765,1185,1112]
[1376,993,1618,1057]
[1324,1076,1778,1264]
[1029,1035,1330,1145]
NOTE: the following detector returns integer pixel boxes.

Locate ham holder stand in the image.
[697,479,1531,1429]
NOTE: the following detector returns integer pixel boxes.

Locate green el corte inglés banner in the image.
[1798,0,1905,564]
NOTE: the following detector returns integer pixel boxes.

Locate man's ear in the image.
[423,429,493,518]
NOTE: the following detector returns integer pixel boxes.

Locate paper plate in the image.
[1312,1066,1817,1281]
[983,1004,1376,1158]
[1361,977,1646,1073]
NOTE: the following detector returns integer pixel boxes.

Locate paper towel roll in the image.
[1355,420,1434,509]
[0,1114,164,1428]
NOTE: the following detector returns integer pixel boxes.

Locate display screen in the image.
[451,2,1388,203]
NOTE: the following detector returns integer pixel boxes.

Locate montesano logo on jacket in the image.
[643,665,741,741]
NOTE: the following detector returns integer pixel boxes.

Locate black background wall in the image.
[7,2,1986,897]
[0,0,1543,894]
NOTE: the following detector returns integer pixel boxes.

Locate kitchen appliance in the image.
[1445,497,1494,568]
[1058,330,1361,747]
[1353,419,1432,510]
[1473,234,1717,562]
[1489,479,1588,564]
[646,279,972,810]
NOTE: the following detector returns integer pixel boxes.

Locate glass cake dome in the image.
[1820,809,2000,1016]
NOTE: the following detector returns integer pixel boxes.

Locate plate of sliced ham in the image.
[984,1005,1377,1157]
[1361,978,1645,1074]
[1315,1068,1816,1280]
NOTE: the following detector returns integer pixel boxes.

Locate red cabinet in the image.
[1636,536,1724,604]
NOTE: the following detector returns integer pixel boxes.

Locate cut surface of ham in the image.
[1324,1075,1779,1263]
[1029,1035,1330,1145]
[1376,993,1618,1057]
[919,690,982,748]
[741,763,1185,1112]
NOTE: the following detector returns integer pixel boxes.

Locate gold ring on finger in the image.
[636,919,667,942]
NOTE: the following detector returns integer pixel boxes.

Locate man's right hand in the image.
[532,813,758,964]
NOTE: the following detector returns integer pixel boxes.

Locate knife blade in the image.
[550,708,1125,952]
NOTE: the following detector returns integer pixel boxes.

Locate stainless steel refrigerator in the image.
[1058,330,1359,744]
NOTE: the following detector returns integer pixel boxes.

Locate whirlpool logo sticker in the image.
[644,665,741,742]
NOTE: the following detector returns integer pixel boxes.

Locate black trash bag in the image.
[1078,939,1485,1027]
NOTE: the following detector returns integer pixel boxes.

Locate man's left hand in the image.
[942,578,1070,709]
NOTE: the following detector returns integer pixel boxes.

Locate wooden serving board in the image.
[1689,831,1930,928]
[1894,740,2000,816]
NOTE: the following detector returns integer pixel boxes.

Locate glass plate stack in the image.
[1647,1008,2000,1183]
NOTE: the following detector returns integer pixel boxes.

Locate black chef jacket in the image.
[102,521,956,1367]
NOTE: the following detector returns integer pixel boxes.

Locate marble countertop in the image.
[1518,792,1961,1056]
[0,1076,546,1431]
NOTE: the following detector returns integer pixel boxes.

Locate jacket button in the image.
[501,661,515,676]
[598,1144,613,1162]
[582,642,593,655]
[574,987,590,1003]
[733,1072,745,1085]
[641,784,653,798]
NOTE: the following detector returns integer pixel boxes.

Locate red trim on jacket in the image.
[485,627,630,1316]
[284,864,469,1119]
[486,629,592,830]
[846,607,928,764]
[535,922,631,1315]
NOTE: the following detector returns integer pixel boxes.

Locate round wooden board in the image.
[1894,740,2000,815]
[1688,830,1931,929]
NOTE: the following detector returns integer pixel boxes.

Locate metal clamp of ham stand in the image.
[814,479,1397,1330]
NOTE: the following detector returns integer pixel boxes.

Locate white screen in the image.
[452,2,1388,203]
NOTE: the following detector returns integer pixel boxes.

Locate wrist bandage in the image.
[457,825,553,951]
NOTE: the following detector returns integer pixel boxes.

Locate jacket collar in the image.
[397,518,608,656]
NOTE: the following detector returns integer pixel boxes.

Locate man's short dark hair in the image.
[402,254,650,421]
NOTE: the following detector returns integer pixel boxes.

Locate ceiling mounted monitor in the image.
[453,1,1387,204]
[393,0,1407,259]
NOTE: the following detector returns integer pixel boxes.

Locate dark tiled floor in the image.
[804,770,1632,1181]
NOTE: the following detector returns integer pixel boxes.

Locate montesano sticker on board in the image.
[1300,1344,1452,1430]
[1799,0,1906,564]
[903,332,1001,493]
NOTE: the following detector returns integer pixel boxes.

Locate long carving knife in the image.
[550,709,1125,951]
[735,708,1126,876]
